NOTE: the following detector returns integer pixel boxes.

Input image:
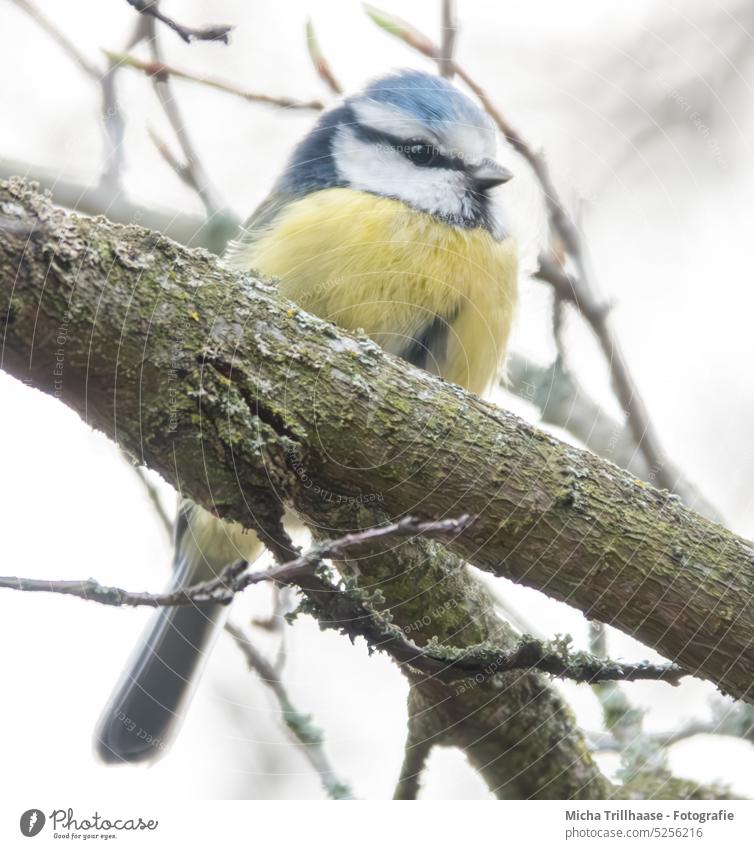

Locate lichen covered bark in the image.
[1,178,752,717]
[308,507,611,798]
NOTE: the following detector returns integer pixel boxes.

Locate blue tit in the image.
[94,69,517,764]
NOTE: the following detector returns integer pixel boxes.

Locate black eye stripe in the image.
[351,124,467,171]
[405,142,437,165]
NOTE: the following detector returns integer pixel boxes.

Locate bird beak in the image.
[472,159,513,189]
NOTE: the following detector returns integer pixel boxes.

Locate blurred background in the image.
[1,0,753,799]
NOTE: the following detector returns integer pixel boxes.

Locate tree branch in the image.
[0,541,684,686]
[364,4,676,493]
[11,0,100,77]
[0,156,227,251]
[1,179,752,705]
[124,0,233,45]
[0,517,473,606]
[590,698,754,753]
[0,166,715,521]
[438,0,457,79]
[588,620,668,779]
[393,731,433,799]
[122,454,173,538]
[329,529,615,797]
[140,20,228,218]
[0,145,716,523]
[11,0,126,189]
[106,51,325,111]
[305,21,342,95]
[505,354,722,522]
[225,621,354,800]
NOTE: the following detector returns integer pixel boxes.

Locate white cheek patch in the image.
[332,126,468,219]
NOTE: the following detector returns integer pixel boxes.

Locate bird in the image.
[94,69,518,764]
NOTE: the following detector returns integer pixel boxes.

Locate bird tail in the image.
[94,503,263,765]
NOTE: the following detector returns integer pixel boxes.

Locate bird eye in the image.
[405,141,438,166]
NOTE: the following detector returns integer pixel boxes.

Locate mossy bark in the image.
[1,178,752,720]
[308,508,611,798]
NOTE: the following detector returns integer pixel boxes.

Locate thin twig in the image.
[11,0,126,189]
[438,0,457,79]
[125,0,232,45]
[504,354,722,521]
[0,517,472,606]
[552,297,567,363]
[142,21,224,216]
[305,20,342,95]
[124,454,173,538]
[11,0,100,77]
[260,515,475,588]
[147,128,197,194]
[364,4,675,492]
[588,620,668,778]
[591,699,754,753]
[98,54,126,189]
[534,252,609,322]
[250,585,296,673]
[226,621,354,799]
[106,51,325,111]
[417,636,683,686]
[589,620,640,742]
[99,13,154,189]
[0,155,227,251]
[0,515,684,686]
[0,558,249,607]
[393,733,433,799]
[489,585,545,639]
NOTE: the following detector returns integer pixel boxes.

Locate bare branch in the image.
[364,4,676,493]
[263,515,474,586]
[0,517,474,607]
[393,733,433,800]
[587,620,665,778]
[299,566,686,685]
[140,22,225,216]
[0,559,249,608]
[0,155,232,252]
[98,54,127,190]
[0,513,684,687]
[305,20,342,95]
[106,51,325,111]
[505,353,722,522]
[2,179,751,703]
[147,127,204,203]
[533,252,610,324]
[652,701,754,749]
[438,0,457,79]
[592,699,754,753]
[123,453,173,539]
[225,622,354,800]
[11,0,126,189]
[124,0,232,45]
[11,0,100,78]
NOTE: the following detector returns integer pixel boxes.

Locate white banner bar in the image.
[3,800,752,847]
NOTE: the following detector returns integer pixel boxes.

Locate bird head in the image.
[279,70,512,234]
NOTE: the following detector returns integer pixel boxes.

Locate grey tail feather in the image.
[94,546,227,765]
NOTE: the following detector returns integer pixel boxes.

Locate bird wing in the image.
[223,190,293,271]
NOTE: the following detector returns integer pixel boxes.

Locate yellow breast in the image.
[229,187,517,396]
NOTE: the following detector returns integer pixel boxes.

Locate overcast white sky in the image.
[1,0,753,800]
